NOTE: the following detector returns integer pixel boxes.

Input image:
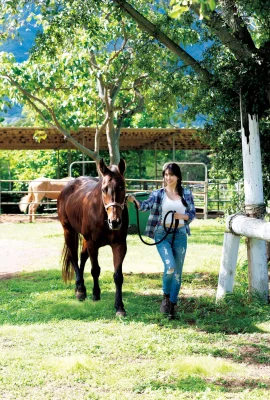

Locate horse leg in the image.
[30,194,41,222]
[87,242,101,301]
[63,228,87,301]
[28,202,34,223]
[112,242,127,317]
[76,239,89,301]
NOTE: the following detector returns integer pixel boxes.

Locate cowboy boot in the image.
[168,301,177,320]
[160,293,170,313]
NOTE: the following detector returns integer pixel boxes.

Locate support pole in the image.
[82,135,85,176]
[139,150,142,190]
[154,142,157,188]
[247,238,268,298]
[57,150,60,179]
[172,133,175,161]
[216,232,240,301]
[68,149,71,176]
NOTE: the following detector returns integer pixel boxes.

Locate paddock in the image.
[0,176,237,222]
[0,218,269,399]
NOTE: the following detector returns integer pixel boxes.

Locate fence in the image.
[0,178,243,220]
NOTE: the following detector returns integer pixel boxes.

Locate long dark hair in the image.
[163,163,187,207]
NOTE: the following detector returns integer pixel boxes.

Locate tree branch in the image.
[2,74,98,160]
[89,50,107,103]
[112,0,212,83]
[94,115,109,155]
[106,21,129,66]
[110,63,129,102]
[116,83,144,130]
[190,4,257,62]
[219,0,256,50]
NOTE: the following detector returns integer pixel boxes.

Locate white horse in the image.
[19,177,73,222]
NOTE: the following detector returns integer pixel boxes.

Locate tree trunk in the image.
[106,110,120,165]
[240,107,268,301]
[267,242,270,263]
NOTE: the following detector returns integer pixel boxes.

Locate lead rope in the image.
[133,200,179,247]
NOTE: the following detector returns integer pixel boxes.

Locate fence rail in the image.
[0,178,243,220]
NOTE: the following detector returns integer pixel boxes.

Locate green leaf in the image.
[169,5,189,19]
[209,0,216,11]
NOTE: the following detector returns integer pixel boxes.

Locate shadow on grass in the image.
[0,269,269,340]
[134,376,211,394]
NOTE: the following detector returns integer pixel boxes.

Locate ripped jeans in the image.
[155,225,187,304]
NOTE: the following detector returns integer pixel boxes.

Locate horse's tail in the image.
[19,183,34,213]
[61,232,82,283]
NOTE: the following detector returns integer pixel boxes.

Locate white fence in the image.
[216,213,270,303]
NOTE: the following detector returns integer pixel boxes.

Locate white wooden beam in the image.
[227,215,270,241]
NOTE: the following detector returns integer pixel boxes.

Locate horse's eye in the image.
[102,188,107,194]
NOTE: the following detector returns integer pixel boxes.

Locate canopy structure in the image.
[0,127,209,151]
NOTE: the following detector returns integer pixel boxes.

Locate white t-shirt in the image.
[161,192,186,225]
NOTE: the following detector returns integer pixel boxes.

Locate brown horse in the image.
[57,158,128,316]
[19,177,73,222]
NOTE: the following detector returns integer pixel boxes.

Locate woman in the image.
[127,163,196,319]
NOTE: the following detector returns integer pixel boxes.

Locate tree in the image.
[111,0,270,300]
[0,0,182,164]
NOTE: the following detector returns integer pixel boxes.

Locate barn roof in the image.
[0,126,209,151]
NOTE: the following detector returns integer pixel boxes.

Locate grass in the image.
[0,219,269,399]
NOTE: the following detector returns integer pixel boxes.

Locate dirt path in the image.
[0,214,60,278]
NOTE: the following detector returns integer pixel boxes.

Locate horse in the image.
[57,158,128,317]
[19,177,73,222]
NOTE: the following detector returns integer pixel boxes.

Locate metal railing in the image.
[0,178,243,220]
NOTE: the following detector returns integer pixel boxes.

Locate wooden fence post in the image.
[247,238,268,299]
[216,232,240,301]
[217,214,269,301]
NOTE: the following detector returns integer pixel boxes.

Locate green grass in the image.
[0,220,269,399]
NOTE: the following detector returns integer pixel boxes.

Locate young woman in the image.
[127,163,196,319]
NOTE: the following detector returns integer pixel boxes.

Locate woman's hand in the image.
[127,195,140,208]
[174,212,188,221]
[127,195,136,203]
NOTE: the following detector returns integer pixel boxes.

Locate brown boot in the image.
[160,294,170,313]
[168,302,177,320]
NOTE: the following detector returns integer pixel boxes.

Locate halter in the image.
[101,180,126,213]
[104,201,125,210]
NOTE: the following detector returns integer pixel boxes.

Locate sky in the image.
[0,24,37,123]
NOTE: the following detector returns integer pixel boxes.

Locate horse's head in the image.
[99,158,126,230]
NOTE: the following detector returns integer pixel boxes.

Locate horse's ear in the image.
[118,158,126,175]
[98,158,110,177]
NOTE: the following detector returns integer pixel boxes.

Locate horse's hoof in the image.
[116,310,126,317]
[92,295,101,301]
[75,290,87,301]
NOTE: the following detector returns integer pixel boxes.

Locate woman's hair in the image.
[163,163,187,206]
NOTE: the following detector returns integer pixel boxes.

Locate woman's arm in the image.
[183,190,196,223]
[127,191,157,211]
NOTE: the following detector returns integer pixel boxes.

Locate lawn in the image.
[0,219,269,399]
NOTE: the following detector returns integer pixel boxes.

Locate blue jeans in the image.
[155,225,187,304]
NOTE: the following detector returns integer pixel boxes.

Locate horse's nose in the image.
[108,218,122,230]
